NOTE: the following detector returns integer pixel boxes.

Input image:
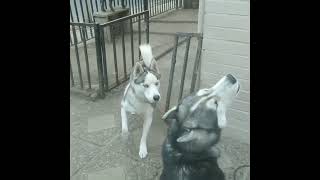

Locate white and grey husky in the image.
[120,44,161,158]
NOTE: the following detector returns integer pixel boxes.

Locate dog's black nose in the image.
[226,74,237,84]
[153,95,160,101]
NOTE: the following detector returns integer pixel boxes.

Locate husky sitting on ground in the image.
[120,44,161,159]
[160,74,240,180]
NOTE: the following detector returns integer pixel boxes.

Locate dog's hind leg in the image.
[139,109,153,158]
[121,106,129,134]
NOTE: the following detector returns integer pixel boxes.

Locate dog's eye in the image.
[155,82,159,86]
[143,84,149,88]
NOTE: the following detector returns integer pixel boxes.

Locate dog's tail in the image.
[139,44,153,68]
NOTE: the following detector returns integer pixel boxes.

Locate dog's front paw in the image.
[139,145,148,159]
[121,131,129,138]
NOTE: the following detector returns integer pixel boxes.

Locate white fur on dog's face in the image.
[142,72,160,103]
[193,74,240,128]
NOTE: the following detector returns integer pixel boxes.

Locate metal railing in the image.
[70,0,179,45]
[70,0,179,23]
[70,11,149,98]
[165,32,203,111]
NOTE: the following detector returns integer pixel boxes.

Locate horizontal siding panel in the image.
[203,39,249,56]
[227,108,250,122]
[204,13,249,30]
[204,27,249,43]
[222,125,250,144]
[202,62,250,80]
[201,72,250,91]
[227,117,250,132]
[237,90,250,102]
[230,99,250,113]
[206,1,250,16]
[202,51,250,68]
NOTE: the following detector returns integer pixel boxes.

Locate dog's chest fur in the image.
[160,140,225,180]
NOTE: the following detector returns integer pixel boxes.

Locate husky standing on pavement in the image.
[120,44,161,159]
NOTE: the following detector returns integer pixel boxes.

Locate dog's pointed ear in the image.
[162,106,177,125]
[133,61,144,78]
[150,59,161,79]
[216,100,227,128]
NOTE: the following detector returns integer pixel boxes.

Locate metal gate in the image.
[70,10,149,99]
[164,32,203,111]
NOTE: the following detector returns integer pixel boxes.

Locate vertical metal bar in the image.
[145,11,149,43]
[135,0,138,14]
[111,25,120,85]
[70,5,75,22]
[143,0,148,10]
[70,30,73,45]
[94,24,105,97]
[190,35,203,93]
[80,27,92,89]
[95,0,99,11]
[154,0,158,15]
[175,0,178,9]
[165,0,168,11]
[162,0,165,12]
[165,35,179,111]
[161,0,164,13]
[79,0,86,21]
[71,25,84,89]
[90,1,97,24]
[84,0,91,23]
[79,0,87,23]
[70,59,75,86]
[154,0,157,16]
[104,0,110,10]
[121,21,127,80]
[129,0,132,14]
[100,27,109,90]
[135,0,139,15]
[151,0,154,16]
[155,0,158,15]
[130,18,135,67]
[73,0,80,22]
[154,0,156,15]
[178,36,191,102]
[90,0,95,15]
[148,0,151,16]
[84,0,94,38]
[117,0,120,6]
[140,0,144,14]
[138,15,141,59]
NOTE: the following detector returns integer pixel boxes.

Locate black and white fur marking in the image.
[120,44,161,159]
[160,74,240,180]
